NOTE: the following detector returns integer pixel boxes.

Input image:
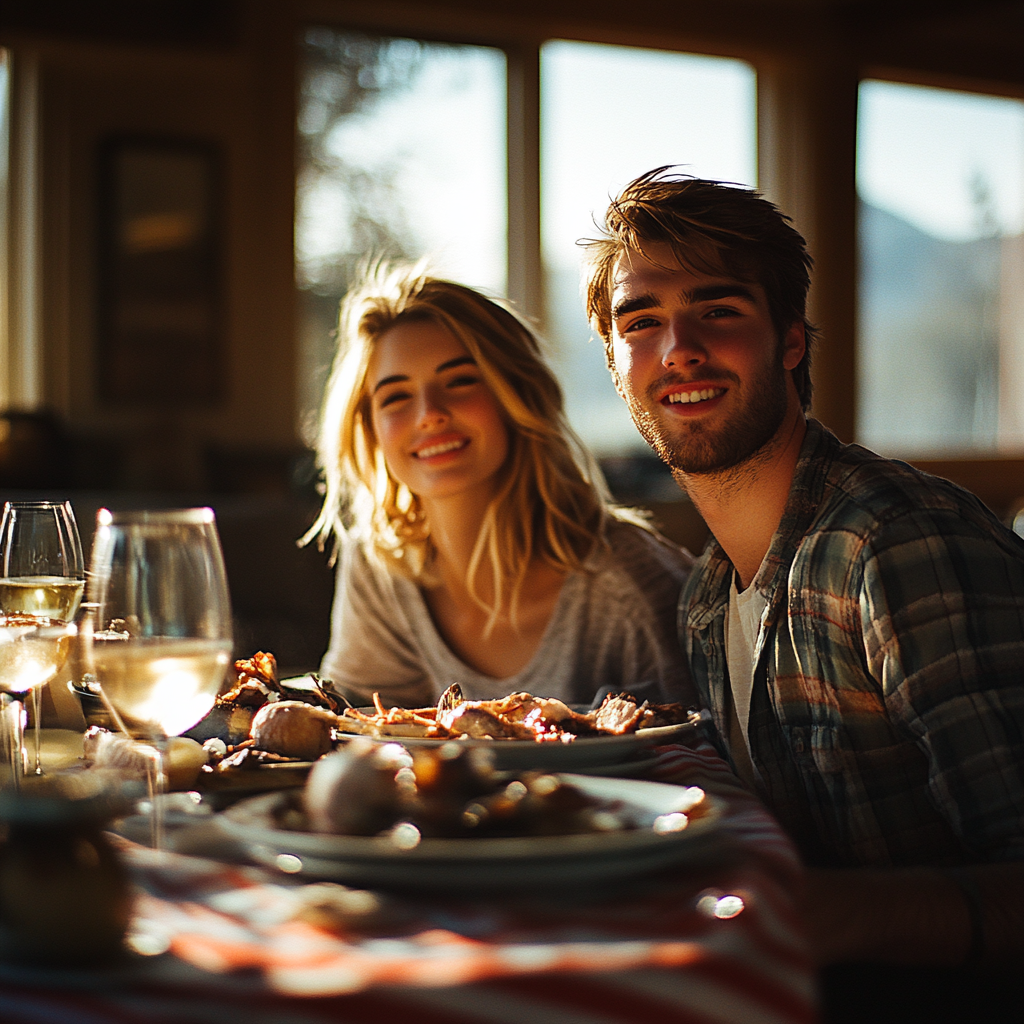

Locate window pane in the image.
[542,41,756,458]
[296,29,507,427]
[0,49,9,409]
[857,81,1024,456]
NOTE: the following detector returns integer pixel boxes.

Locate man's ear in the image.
[782,321,806,371]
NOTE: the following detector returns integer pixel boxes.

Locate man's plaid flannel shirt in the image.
[682,418,1024,867]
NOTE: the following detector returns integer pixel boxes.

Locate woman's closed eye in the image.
[377,388,410,409]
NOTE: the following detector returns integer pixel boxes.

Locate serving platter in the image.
[337,712,703,773]
[208,774,725,891]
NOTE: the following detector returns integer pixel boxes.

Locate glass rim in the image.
[2,500,74,510]
[96,507,217,527]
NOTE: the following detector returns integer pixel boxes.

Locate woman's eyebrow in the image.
[372,373,407,394]
[436,355,476,373]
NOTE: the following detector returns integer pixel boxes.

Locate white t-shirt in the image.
[725,571,767,787]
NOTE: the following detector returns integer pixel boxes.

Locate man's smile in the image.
[665,387,727,406]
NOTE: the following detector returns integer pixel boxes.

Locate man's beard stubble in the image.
[626,349,790,477]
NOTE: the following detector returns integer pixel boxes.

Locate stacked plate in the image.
[212,773,724,891]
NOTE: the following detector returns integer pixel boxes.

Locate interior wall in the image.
[2,0,1023,506]
[2,3,299,492]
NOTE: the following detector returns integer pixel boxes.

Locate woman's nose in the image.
[662,318,707,369]
[415,390,449,429]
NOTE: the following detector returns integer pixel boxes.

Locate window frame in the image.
[294,10,1024,516]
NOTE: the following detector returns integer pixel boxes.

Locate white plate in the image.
[337,712,703,772]
[212,774,724,891]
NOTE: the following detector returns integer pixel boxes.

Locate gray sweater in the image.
[320,519,695,709]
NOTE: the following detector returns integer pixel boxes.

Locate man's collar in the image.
[685,418,842,628]
[752,417,839,593]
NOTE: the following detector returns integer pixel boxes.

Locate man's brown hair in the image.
[583,167,817,410]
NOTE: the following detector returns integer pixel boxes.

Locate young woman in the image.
[306,263,695,709]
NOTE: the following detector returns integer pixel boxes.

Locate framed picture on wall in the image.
[96,137,224,406]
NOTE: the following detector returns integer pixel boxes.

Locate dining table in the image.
[0,733,819,1024]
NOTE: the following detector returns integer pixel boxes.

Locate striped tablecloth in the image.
[0,741,818,1024]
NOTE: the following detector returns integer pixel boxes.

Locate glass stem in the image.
[147,744,168,853]
[31,687,43,775]
[0,694,24,792]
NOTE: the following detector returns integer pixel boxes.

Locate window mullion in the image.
[506,43,543,327]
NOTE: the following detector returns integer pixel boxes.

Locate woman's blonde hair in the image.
[305,262,631,628]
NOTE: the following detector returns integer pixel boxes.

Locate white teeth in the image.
[415,439,466,458]
[667,388,725,405]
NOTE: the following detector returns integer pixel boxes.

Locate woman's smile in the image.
[412,434,470,460]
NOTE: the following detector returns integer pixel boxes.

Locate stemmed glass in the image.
[0,501,85,777]
[81,508,233,850]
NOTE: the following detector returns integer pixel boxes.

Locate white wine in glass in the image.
[84,508,233,850]
[0,501,85,776]
[0,616,74,789]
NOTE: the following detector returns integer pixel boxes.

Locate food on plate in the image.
[335,684,694,743]
[249,700,338,760]
[82,727,208,790]
[304,739,416,836]
[300,737,708,841]
[181,650,699,792]
[186,651,342,746]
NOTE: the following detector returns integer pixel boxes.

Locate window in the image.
[296,29,507,427]
[857,80,1024,456]
[541,40,756,456]
[296,30,756,461]
[0,49,9,407]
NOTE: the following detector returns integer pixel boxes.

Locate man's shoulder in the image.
[821,438,997,531]
[801,432,1024,572]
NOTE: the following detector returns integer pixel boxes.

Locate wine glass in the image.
[0,501,85,776]
[82,508,233,850]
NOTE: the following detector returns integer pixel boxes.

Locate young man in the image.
[583,168,1023,986]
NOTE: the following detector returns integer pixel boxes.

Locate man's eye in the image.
[706,306,740,319]
[623,316,659,333]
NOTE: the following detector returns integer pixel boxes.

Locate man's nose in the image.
[661,317,707,369]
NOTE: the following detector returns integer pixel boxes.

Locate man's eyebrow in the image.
[612,294,659,320]
[612,284,757,321]
[372,355,476,395]
[686,284,757,304]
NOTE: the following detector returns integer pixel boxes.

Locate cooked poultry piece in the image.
[591,693,648,734]
[437,704,539,740]
[215,652,344,713]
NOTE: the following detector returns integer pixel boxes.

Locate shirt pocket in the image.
[783,723,847,776]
